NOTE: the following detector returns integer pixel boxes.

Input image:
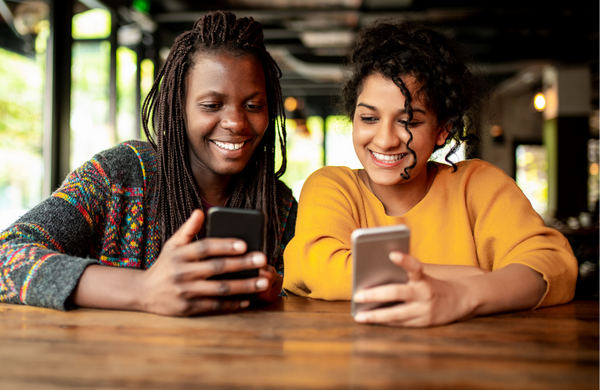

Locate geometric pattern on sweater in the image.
[0,140,296,310]
[0,234,57,304]
[52,141,158,268]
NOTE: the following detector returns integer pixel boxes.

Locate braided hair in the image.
[342,19,490,175]
[142,11,287,263]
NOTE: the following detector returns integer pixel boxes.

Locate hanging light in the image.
[534,92,546,112]
[14,1,48,36]
[284,97,298,112]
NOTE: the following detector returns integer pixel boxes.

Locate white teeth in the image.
[371,151,406,163]
[213,141,245,151]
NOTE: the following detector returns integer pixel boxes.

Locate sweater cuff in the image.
[22,254,100,311]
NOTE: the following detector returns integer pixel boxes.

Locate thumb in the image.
[389,251,424,282]
[163,209,205,249]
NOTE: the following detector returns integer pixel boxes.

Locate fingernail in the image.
[355,313,369,323]
[354,292,365,302]
[233,241,245,252]
[240,300,250,309]
[252,254,266,266]
[255,278,268,290]
[389,252,403,261]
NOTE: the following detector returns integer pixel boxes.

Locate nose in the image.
[372,119,402,151]
[220,106,248,133]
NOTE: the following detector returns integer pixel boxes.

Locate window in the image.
[0,26,48,230]
[515,144,548,216]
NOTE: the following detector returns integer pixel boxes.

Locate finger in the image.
[389,252,424,282]
[174,253,265,281]
[354,301,424,325]
[256,272,284,303]
[187,298,251,315]
[180,277,270,298]
[258,264,276,278]
[174,238,251,262]
[163,209,205,250]
[353,284,413,303]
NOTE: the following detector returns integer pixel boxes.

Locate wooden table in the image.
[0,297,597,389]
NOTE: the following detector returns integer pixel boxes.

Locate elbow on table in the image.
[282,271,352,301]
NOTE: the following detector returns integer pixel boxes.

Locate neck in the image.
[361,162,438,217]
[191,167,234,207]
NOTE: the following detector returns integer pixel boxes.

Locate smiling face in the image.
[184,52,269,188]
[352,73,448,189]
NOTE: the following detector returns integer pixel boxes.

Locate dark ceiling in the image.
[112,0,598,105]
[2,0,598,109]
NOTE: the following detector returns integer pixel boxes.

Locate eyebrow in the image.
[356,102,426,115]
[198,91,264,100]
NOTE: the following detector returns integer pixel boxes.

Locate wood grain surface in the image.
[0,297,597,390]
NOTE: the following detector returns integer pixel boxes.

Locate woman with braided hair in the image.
[283,19,577,326]
[0,11,296,316]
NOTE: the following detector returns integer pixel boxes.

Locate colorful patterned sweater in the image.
[0,140,297,311]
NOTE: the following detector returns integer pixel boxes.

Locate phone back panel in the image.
[206,207,264,280]
[351,225,410,316]
[207,208,264,252]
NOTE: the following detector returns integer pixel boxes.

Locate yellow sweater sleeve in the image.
[460,161,578,307]
[283,167,360,299]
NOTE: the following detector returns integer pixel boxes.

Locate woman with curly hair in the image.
[0,11,296,316]
[283,19,577,327]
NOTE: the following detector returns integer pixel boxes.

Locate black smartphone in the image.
[206,207,264,280]
[351,224,410,316]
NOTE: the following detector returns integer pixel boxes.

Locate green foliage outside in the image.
[0,46,45,216]
[0,47,44,154]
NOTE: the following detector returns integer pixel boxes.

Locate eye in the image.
[360,116,378,123]
[199,102,222,111]
[399,120,422,128]
[245,103,265,112]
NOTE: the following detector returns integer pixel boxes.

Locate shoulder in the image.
[303,166,360,192]
[437,159,515,189]
[298,166,365,212]
[93,141,156,169]
[436,159,531,212]
[457,159,510,176]
[90,141,157,188]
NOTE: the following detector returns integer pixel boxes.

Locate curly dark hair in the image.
[342,19,490,175]
[141,11,286,263]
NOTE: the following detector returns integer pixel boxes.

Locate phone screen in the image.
[351,224,410,316]
[206,207,264,280]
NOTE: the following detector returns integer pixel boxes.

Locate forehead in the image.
[359,73,422,102]
[185,52,266,95]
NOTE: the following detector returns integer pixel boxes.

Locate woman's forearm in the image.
[70,265,144,311]
[457,263,547,317]
[422,263,490,280]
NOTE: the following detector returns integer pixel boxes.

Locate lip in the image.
[369,150,407,168]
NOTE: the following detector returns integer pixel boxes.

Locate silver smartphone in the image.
[351,224,410,316]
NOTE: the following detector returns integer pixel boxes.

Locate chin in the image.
[218,167,246,176]
[366,171,406,187]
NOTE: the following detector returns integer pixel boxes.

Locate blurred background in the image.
[0,0,598,296]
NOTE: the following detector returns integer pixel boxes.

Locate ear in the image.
[435,124,451,147]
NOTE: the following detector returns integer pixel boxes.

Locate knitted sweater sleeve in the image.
[0,154,114,310]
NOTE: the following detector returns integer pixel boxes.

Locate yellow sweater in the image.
[283,160,578,308]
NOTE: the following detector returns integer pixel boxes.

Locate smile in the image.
[213,140,245,151]
[371,150,407,163]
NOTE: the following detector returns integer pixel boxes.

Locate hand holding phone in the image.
[206,207,264,280]
[351,224,410,316]
[130,209,268,317]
